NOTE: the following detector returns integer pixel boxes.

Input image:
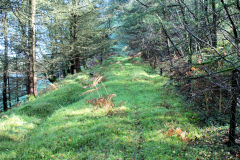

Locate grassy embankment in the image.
[0,56,238,159]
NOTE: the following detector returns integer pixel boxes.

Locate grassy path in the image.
[1,56,234,159]
[95,56,200,159]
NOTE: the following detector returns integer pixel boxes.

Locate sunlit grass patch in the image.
[0,114,37,140]
[0,114,38,159]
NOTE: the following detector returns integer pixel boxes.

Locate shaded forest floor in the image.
[0,56,239,159]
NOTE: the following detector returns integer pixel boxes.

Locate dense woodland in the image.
[0,0,240,159]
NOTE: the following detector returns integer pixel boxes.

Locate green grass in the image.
[0,56,239,159]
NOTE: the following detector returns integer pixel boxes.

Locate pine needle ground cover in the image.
[0,56,238,159]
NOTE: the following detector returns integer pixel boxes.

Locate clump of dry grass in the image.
[82,75,117,111]
[87,94,117,110]
[0,115,9,119]
[81,88,101,96]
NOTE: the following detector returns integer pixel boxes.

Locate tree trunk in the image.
[211,0,217,47]
[220,0,240,145]
[70,60,76,74]
[70,0,80,74]
[7,76,12,108]
[100,53,103,64]
[28,0,37,96]
[188,35,193,65]
[219,89,222,112]
[229,69,238,146]
[2,12,8,112]
[62,64,67,78]
[26,57,31,94]
[188,34,193,95]
[237,0,240,11]
[75,56,81,73]
[159,68,163,76]
[16,56,20,104]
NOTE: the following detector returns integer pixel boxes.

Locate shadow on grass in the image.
[18,83,85,118]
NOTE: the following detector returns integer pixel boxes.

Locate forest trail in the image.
[0,56,221,159]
